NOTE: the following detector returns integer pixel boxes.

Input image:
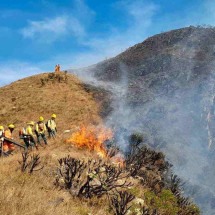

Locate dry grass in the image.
[0,72,111,215]
[0,73,200,215]
[0,139,112,215]
[0,73,102,138]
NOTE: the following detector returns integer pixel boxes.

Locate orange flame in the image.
[66,125,113,158]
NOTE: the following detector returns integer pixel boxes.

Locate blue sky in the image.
[0,0,214,85]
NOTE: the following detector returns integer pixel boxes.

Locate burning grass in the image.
[63,126,200,214]
[66,125,113,158]
[55,131,200,215]
[0,132,200,215]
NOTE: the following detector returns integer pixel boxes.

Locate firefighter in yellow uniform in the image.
[25,121,38,149]
[47,114,57,138]
[35,117,48,145]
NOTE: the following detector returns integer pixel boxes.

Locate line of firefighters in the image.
[0,114,57,155]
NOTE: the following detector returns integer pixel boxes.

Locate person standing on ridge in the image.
[55,65,58,73]
[35,117,48,146]
[47,114,57,138]
[57,64,61,72]
[4,124,15,154]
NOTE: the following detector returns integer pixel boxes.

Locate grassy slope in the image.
[0,73,102,135]
[0,73,200,215]
[0,73,109,215]
[0,142,110,215]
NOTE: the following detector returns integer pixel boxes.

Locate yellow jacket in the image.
[47,119,56,130]
[36,122,46,134]
[26,125,34,136]
[5,129,12,139]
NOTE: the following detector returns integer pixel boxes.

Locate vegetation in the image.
[0,72,102,136]
[19,151,43,173]
[0,73,200,215]
[109,191,135,215]
[40,71,68,86]
[55,156,132,198]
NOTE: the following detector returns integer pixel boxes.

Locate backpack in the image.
[0,130,4,138]
[19,127,26,137]
[46,120,52,132]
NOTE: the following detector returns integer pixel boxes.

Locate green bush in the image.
[144,189,179,214]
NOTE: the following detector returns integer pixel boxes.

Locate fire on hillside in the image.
[66,125,125,166]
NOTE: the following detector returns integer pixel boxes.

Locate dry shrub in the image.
[41,72,68,86]
[109,190,135,215]
[19,151,43,173]
[125,145,171,194]
[55,156,132,198]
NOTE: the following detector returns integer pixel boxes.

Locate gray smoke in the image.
[71,27,215,214]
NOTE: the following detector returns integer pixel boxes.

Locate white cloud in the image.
[21,16,68,38]
[20,15,85,42]
[20,0,95,43]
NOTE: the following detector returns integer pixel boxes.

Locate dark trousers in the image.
[25,136,36,148]
[37,133,47,145]
[48,129,56,138]
[21,135,36,149]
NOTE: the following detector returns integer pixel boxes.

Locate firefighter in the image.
[47,114,57,138]
[57,64,60,72]
[35,116,48,145]
[55,65,58,73]
[24,121,38,149]
[4,124,15,154]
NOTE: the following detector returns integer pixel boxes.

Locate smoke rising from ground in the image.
[71,27,215,214]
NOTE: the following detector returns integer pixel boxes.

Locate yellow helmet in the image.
[0,125,4,130]
[51,114,57,118]
[39,116,44,121]
[8,124,15,129]
[27,121,34,126]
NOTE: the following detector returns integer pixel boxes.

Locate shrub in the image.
[19,151,43,174]
[144,189,179,214]
[109,190,135,215]
[55,156,132,198]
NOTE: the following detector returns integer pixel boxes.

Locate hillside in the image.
[0,72,105,214]
[0,72,199,215]
[74,26,215,214]
[0,72,106,133]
